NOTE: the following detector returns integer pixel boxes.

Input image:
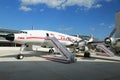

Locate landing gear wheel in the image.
[49,49,54,53]
[17,54,24,59]
[84,51,90,58]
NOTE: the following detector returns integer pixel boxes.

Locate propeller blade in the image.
[108,28,116,38]
[0,34,7,38]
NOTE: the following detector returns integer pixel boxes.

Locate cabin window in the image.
[46,33,49,37]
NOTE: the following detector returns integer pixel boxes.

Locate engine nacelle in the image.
[73,41,85,47]
[6,34,14,41]
[104,37,111,44]
[104,37,115,45]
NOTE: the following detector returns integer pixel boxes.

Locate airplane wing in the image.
[0,28,24,33]
[88,28,116,46]
[88,41,104,45]
[0,28,27,42]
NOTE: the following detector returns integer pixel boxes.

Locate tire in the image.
[17,54,24,59]
[49,49,54,53]
[84,51,90,57]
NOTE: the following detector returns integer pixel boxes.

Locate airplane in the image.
[0,28,94,59]
[89,27,120,56]
[102,11,120,54]
[104,28,120,54]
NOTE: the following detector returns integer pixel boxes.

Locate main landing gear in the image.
[16,44,26,59]
[84,51,90,57]
[49,48,54,53]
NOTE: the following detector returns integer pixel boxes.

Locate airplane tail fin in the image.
[88,35,94,42]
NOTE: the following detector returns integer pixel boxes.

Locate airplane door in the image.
[46,33,49,37]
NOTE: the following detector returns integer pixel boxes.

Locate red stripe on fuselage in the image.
[26,37,46,39]
[26,37,71,42]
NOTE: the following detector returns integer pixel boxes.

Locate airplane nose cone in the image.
[6,34,14,41]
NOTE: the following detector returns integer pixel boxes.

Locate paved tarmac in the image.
[0,47,120,80]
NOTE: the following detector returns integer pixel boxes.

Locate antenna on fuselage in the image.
[32,25,34,30]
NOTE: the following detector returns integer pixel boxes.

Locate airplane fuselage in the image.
[13,30,82,47]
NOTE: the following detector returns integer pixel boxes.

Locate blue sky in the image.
[0,0,120,39]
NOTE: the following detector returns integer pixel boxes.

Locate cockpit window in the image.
[20,31,27,34]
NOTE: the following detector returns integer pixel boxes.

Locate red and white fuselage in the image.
[13,30,82,46]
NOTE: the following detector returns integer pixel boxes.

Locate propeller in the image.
[104,28,116,45]
[0,34,7,38]
[0,34,14,41]
[108,28,116,38]
[73,35,94,47]
[0,28,24,41]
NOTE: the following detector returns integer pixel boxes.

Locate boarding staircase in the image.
[96,44,114,57]
[43,36,76,63]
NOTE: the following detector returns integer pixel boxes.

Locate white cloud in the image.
[40,9,44,12]
[62,0,96,9]
[100,23,105,26]
[19,6,32,11]
[99,23,114,29]
[19,0,114,11]
[108,24,114,29]
[93,4,102,8]
[21,0,65,8]
[20,0,98,10]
